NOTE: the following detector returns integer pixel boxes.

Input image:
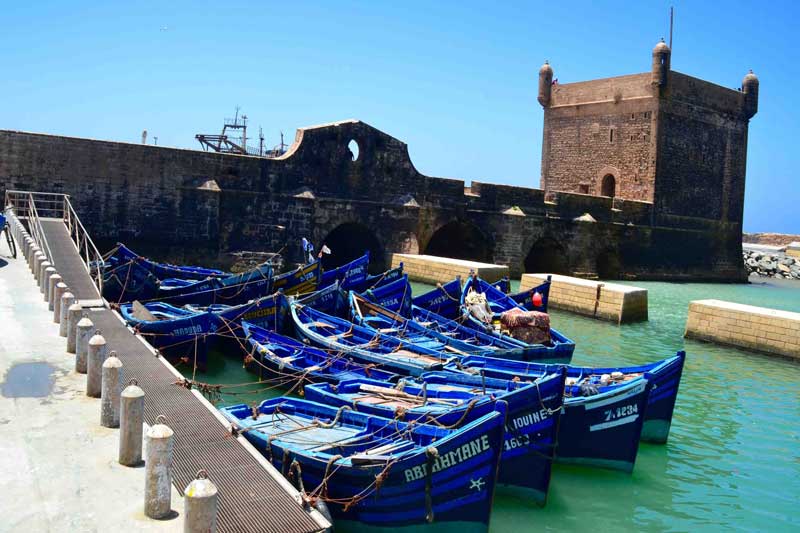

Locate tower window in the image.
[579,184,589,194]
[609,129,614,143]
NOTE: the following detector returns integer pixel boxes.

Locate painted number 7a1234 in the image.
[604,403,638,422]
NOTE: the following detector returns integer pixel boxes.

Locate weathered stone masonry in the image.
[0,42,756,281]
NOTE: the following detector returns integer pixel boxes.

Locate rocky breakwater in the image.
[743,250,800,280]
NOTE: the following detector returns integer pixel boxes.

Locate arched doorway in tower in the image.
[319,222,385,274]
[423,220,494,263]
[601,174,616,198]
[524,237,569,274]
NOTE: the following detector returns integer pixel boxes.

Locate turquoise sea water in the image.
[188,277,800,532]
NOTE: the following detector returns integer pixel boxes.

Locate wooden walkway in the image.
[39,218,325,533]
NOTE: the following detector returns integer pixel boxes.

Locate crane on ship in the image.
[195,107,287,157]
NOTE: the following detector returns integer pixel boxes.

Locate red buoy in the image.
[531,291,543,308]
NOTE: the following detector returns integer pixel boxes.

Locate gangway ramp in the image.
[6,191,328,533]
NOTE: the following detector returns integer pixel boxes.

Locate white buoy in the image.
[183,470,218,533]
[119,380,145,466]
[101,352,122,428]
[86,331,107,397]
[75,317,94,373]
[145,415,174,519]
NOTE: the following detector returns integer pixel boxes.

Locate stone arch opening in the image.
[424,220,493,263]
[601,174,616,198]
[347,139,360,161]
[524,237,569,274]
[596,248,622,279]
[320,222,385,274]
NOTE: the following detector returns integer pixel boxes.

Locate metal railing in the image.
[4,190,105,295]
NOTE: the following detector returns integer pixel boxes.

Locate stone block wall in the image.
[685,299,800,360]
[391,254,508,285]
[520,273,648,324]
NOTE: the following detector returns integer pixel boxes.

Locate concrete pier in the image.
[391,253,509,284]
[685,299,800,360]
[521,273,648,324]
[0,235,182,531]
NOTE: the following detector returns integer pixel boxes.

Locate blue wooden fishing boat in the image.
[412,278,463,319]
[156,261,320,307]
[290,298,452,376]
[492,276,552,312]
[447,351,686,444]
[320,252,370,290]
[220,397,507,532]
[242,321,400,385]
[102,243,228,303]
[305,369,566,505]
[350,262,405,293]
[363,276,567,362]
[442,359,654,471]
[105,243,228,280]
[119,301,217,369]
[120,292,288,370]
[349,290,496,358]
[413,276,574,364]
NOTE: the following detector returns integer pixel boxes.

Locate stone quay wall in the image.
[685,299,800,361]
[392,254,508,285]
[520,273,648,324]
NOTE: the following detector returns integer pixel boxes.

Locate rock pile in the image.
[743,250,800,279]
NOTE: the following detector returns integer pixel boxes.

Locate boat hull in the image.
[221,398,506,532]
[556,378,652,472]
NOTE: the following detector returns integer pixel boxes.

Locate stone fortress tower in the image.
[538,40,758,227]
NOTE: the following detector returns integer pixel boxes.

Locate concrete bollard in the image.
[66,303,83,353]
[34,255,47,285]
[28,246,44,274]
[145,415,174,519]
[44,267,64,311]
[119,380,145,466]
[38,260,52,288]
[53,282,68,323]
[60,293,76,337]
[75,317,94,373]
[101,352,122,428]
[86,331,107,397]
[184,470,219,533]
[23,238,33,260]
[43,266,57,297]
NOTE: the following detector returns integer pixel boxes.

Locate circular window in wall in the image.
[348,139,360,161]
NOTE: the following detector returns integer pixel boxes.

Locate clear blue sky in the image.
[2,1,797,233]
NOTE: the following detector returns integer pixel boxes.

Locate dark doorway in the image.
[424,220,493,263]
[601,174,616,198]
[320,223,385,274]
[524,237,569,274]
[596,248,622,279]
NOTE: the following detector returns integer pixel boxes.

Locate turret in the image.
[538,61,553,107]
[742,70,759,119]
[651,39,671,88]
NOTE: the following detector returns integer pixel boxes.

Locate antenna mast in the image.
[669,6,674,50]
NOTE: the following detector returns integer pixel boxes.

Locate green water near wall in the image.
[189,278,800,532]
